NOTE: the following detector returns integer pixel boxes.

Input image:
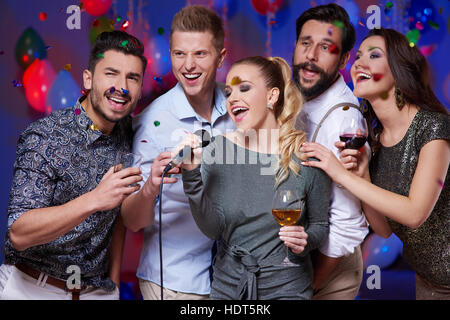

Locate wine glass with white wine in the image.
[272,189,302,266]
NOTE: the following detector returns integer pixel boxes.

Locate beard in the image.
[292,62,340,100]
[89,84,135,123]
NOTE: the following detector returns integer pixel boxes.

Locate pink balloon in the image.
[82,0,112,17]
[22,59,56,113]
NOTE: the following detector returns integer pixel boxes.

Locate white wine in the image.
[272,208,301,226]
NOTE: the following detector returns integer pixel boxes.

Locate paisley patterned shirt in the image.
[3,96,132,291]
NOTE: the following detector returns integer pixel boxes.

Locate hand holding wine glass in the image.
[272,189,305,265]
[339,116,368,150]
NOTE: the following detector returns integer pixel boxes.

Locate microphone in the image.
[164,129,212,173]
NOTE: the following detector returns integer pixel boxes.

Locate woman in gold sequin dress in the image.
[299,28,449,300]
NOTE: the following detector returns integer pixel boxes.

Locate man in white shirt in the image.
[292,3,369,299]
[120,6,235,299]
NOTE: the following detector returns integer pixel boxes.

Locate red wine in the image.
[340,133,367,149]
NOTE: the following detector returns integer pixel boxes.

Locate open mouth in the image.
[183,73,201,81]
[301,66,319,79]
[356,72,372,83]
[230,106,249,122]
[106,94,129,110]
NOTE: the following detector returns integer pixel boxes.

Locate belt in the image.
[15,263,86,300]
[220,241,288,300]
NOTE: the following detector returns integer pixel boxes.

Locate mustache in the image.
[292,62,325,75]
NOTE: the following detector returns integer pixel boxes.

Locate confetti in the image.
[380,92,389,100]
[415,21,424,31]
[332,20,344,31]
[97,53,104,58]
[329,44,339,54]
[428,21,439,30]
[328,27,332,35]
[153,121,160,127]
[342,105,349,111]
[384,2,393,16]
[90,124,99,131]
[157,27,165,35]
[81,89,89,95]
[109,87,116,94]
[120,40,129,47]
[437,179,444,189]
[74,108,81,115]
[419,44,436,57]
[358,21,365,27]
[153,76,162,84]
[39,12,48,21]
[63,64,71,71]
[121,20,130,31]
[423,8,432,16]
[140,140,148,143]
[92,19,99,27]
[406,29,420,45]
[373,74,383,81]
[12,80,23,87]
[230,76,242,86]
[116,16,122,22]
[439,7,443,14]
[269,20,276,25]
[121,88,129,95]
[371,118,378,129]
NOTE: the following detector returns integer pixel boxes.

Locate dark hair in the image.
[88,30,147,74]
[360,28,448,152]
[295,3,355,55]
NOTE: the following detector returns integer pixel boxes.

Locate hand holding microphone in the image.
[164,129,212,173]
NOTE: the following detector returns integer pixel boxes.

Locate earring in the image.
[394,87,405,109]
[267,103,273,110]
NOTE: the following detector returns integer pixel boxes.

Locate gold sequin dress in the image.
[370,109,450,287]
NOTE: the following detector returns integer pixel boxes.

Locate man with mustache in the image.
[0,31,145,300]
[292,4,369,299]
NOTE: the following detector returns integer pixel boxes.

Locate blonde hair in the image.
[231,56,306,187]
[170,5,225,53]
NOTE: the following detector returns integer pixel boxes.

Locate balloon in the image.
[119,281,137,300]
[250,0,282,16]
[46,70,81,113]
[22,59,56,113]
[15,27,47,69]
[362,233,403,270]
[89,16,114,45]
[145,35,171,76]
[82,0,112,17]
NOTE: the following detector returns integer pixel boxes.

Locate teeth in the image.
[109,97,126,104]
[184,73,201,79]
[232,107,248,115]
[357,72,372,80]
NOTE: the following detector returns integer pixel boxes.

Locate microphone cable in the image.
[157,129,211,301]
[158,165,172,301]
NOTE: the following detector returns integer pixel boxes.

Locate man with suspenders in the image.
[292,4,369,299]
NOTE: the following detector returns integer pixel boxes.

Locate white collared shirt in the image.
[132,82,235,294]
[296,75,369,257]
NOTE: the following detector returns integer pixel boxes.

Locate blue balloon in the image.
[46,70,80,113]
[362,233,403,270]
[119,282,137,300]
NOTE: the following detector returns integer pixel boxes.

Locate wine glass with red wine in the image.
[339,116,368,150]
[272,189,302,266]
